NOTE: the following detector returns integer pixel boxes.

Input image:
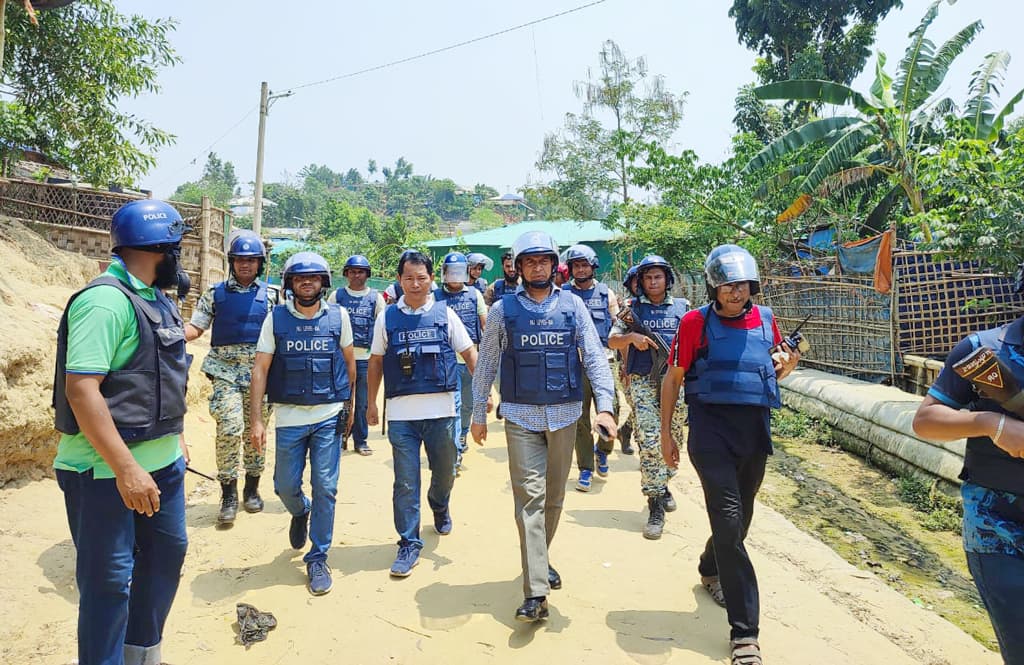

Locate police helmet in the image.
[511,231,559,265]
[228,230,266,258]
[636,255,675,292]
[282,251,332,290]
[466,252,494,271]
[563,243,599,270]
[110,200,189,251]
[442,252,469,283]
[623,265,639,294]
[704,244,760,297]
[343,254,372,277]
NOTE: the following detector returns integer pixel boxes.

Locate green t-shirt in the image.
[53,260,182,478]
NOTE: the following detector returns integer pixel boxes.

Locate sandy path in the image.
[0,394,1000,665]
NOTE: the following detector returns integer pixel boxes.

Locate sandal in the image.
[730,637,762,665]
[701,575,727,607]
[355,445,373,456]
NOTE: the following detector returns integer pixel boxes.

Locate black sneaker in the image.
[289,512,309,550]
[548,565,562,590]
[515,596,549,622]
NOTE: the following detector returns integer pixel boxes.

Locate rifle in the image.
[616,303,672,382]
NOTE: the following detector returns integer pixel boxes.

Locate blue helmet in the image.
[511,231,559,264]
[228,230,265,258]
[705,244,760,296]
[343,254,372,277]
[466,252,493,271]
[623,264,639,294]
[282,251,332,289]
[636,254,675,292]
[110,199,189,251]
[563,243,599,270]
[442,252,469,283]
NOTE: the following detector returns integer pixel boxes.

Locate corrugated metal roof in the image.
[424,219,618,249]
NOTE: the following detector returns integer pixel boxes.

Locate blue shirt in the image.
[472,285,614,432]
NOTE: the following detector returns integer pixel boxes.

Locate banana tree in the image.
[742,0,1022,242]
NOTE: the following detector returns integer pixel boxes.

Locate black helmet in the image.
[636,254,675,292]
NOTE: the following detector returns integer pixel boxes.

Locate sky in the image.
[114,0,1024,200]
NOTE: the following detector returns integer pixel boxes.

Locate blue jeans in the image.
[967,551,1024,665]
[456,364,472,449]
[352,360,370,447]
[388,417,458,548]
[57,457,188,665]
[274,414,341,564]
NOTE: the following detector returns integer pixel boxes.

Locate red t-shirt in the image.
[669,305,782,373]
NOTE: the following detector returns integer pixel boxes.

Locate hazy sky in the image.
[115,0,1024,199]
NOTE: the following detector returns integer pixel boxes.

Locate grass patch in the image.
[896,474,962,532]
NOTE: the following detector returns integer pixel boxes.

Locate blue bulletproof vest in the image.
[435,286,482,344]
[962,322,1024,494]
[499,291,583,405]
[626,297,689,377]
[211,280,268,346]
[335,287,378,349]
[684,304,780,408]
[382,302,459,398]
[391,281,404,300]
[267,304,351,405]
[53,275,188,444]
[471,277,488,292]
[571,281,611,346]
[493,278,518,297]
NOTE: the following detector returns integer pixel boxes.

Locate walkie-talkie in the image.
[398,347,415,377]
[772,315,811,354]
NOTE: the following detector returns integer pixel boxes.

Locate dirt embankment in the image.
[0,217,210,486]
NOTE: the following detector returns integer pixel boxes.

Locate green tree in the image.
[171,152,237,207]
[536,40,686,216]
[730,0,903,86]
[0,0,179,185]
[743,1,1024,241]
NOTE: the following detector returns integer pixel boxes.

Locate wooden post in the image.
[200,196,212,293]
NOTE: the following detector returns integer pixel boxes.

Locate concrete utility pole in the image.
[251,81,293,235]
[252,81,269,235]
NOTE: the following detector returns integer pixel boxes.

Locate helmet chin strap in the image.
[526,278,553,289]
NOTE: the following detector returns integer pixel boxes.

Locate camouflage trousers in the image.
[628,375,686,497]
[209,378,269,482]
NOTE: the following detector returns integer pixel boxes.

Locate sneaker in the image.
[595,447,609,477]
[662,488,677,512]
[575,469,593,492]
[548,565,562,590]
[307,560,333,595]
[390,544,421,577]
[289,512,309,550]
[354,444,373,456]
[434,509,453,535]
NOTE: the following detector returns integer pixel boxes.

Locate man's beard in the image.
[154,250,181,289]
[295,292,321,307]
[525,277,553,289]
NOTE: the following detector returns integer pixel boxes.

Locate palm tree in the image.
[742,0,1022,241]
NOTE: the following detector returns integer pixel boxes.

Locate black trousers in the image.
[689,445,768,640]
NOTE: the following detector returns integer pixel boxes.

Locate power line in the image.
[284,0,610,93]
[153,105,258,189]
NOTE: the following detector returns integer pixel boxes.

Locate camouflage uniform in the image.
[190,278,273,483]
[628,376,685,496]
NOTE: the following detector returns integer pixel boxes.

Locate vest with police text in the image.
[499,291,583,405]
[684,304,780,408]
[571,281,611,346]
[335,287,378,349]
[267,304,351,405]
[211,280,268,347]
[435,286,482,344]
[382,302,459,398]
[626,297,689,377]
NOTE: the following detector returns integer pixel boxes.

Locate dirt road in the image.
[0,396,1000,664]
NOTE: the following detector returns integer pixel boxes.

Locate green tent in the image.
[424,220,637,284]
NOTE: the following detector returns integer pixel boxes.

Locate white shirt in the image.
[370,294,473,422]
[256,298,354,428]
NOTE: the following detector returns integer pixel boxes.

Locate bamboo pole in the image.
[200,195,212,293]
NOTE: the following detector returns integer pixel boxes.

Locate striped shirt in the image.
[472,285,614,433]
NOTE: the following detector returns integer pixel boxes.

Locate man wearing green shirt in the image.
[53,199,191,665]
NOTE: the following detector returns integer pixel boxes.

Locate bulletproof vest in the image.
[471,277,487,293]
[267,304,351,405]
[570,281,611,346]
[684,304,780,408]
[434,286,482,344]
[626,297,689,377]
[53,275,188,443]
[391,281,404,300]
[499,291,583,405]
[335,287,378,349]
[211,280,269,346]
[382,302,459,398]
[962,322,1024,494]
[493,278,518,297]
